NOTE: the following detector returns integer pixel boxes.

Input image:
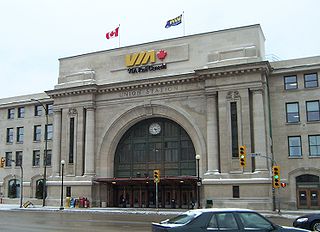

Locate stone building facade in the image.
[0,24,319,210]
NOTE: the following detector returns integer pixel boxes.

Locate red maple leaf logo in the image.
[157,49,167,61]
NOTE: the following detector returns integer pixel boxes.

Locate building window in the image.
[69,118,75,164]
[47,103,53,115]
[5,152,12,167]
[233,186,240,198]
[34,125,41,141]
[304,73,318,88]
[286,102,300,123]
[288,136,302,157]
[309,135,320,157]
[284,75,298,90]
[35,179,44,199]
[16,127,24,143]
[8,179,20,198]
[15,151,23,166]
[306,100,320,122]
[18,107,25,118]
[66,186,71,197]
[6,128,14,143]
[230,102,239,158]
[7,108,15,119]
[44,149,52,166]
[33,150,40,167]
[45,124,53,140]
[35,105,42,116]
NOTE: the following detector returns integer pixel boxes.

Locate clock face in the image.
[149,123,161,135]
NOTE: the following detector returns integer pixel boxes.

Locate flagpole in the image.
[182,11,185,36]
[118,24,121,48]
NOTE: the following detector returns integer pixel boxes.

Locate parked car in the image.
[293,213,320,231]
[152,208,309,232]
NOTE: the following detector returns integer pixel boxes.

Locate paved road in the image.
[0,210,297,232]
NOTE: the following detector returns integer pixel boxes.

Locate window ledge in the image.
[288,156,303,159]
[306,120,320,124]
[285,122,301,125]
[309,155,320,158]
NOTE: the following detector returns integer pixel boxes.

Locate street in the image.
[0,209,298,232]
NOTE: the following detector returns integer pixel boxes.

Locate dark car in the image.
[152,208,309,232]
[293,213,320,231]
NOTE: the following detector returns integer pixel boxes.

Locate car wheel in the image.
[312,221,320,231]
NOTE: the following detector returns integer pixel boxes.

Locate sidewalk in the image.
[0,203,318,218]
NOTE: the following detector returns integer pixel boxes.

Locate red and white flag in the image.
[106,26,119,40]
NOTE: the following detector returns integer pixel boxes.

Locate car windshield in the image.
[164,212,201,225]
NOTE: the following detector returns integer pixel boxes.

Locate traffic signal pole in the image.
[249,153,278,212]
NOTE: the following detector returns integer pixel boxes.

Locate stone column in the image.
[252,89,268,171]
[205,93,219,174]
[84,106,95,175]
[52,109,62,176]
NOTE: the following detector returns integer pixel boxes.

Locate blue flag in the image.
[165,14,182,28]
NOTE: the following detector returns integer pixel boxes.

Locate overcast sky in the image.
[0,0,319,99]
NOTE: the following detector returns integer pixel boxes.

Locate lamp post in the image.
[31,98,48,207]
[195,155,201,209]
[60,160,65,210]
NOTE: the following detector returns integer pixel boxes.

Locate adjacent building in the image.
[0,24,319,210]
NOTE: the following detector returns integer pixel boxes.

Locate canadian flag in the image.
[106,26,119,40]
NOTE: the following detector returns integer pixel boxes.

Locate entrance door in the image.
[297,189,320,209]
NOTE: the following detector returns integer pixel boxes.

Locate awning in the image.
[94,176,198,185]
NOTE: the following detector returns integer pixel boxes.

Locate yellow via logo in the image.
[125,50,156,67]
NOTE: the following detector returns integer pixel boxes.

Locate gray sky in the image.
[0,0,319,99]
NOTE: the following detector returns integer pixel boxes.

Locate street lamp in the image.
[60,160,65,210]
[195,154,201,209]
[31,98,48,207]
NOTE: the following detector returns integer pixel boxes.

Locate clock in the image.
[149,123,161,135]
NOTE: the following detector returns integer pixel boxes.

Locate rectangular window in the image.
[306,100,320,122]
[286,102,300,123]
[45,124,53,140]
[18,107,25,118]
[230,102,239,158]
[16,127,24,143]
[44,149,52,166]
[288,136,302,157]
[8,108,15,119]
[34,125,41,141]
[284,75,298,90]
[47,103,53,115]
[35,105,42,116]
[33,150,41,167]
[66,186,71,197]
[233,186,240,198]
[15,151,23,166]
[5,152,12,167]
[304,73,318,88]
[309,135,320,156]
[6,128,14,143]
[69,118,74,163]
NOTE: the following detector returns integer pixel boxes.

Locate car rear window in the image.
[165,212,201,224]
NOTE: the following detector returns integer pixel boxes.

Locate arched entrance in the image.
[297,174,320,209]
[102,117,198,208]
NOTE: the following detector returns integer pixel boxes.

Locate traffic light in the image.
[153,169,160,183]
[239,145,246,167]
[0,157,5,168]
[272,165,280,188]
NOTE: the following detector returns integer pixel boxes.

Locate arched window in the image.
[114,118,196,178]
[296,174,320,187]
[8,179,20,198]
[35,179,44,199]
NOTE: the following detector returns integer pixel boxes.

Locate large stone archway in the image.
[96,103,206,178]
